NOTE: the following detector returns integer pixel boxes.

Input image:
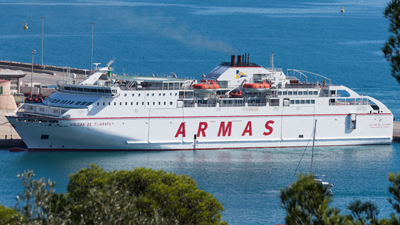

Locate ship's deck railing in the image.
[286,69,331,86]
[329,98,372,106]
[283,83,330,89]
[220,99,245,107]
[19,103,68,118]
[197,103,217,107]
[248,102,267,107]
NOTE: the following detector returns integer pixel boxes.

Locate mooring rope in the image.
[292,128,315,178]
[0,122,9,126]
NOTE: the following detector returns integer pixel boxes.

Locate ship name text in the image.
[175,120,275,138]
[70,122,112,127]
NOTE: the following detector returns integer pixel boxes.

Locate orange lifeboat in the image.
[229,90,242,98]
[192,79,220,89]
[192,79,220,96]
[243,82,270,93]
[242,82,270,89]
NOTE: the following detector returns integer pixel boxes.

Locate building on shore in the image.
[0,69,26,93]
[0,80,17,110]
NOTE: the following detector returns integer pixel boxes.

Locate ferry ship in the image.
[5,55,393,151]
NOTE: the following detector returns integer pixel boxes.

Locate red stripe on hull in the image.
[6,113,393,121]
[27,143,391,152]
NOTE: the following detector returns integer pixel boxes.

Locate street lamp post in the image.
[41,17,45,68]
[31,49,36,99]
[90,22,95,72]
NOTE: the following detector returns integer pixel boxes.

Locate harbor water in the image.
[1,0,400,224]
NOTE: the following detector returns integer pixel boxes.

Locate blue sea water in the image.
[0,0,400,224]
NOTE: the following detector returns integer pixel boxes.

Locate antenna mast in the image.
[270,52,274,71]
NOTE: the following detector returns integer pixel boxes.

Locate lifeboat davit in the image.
[243,82,270,93]
[192,79,219,95]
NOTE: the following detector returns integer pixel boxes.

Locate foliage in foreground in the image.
[0,205,21,225]
[280,172,400,225]
[382,0,400,84]
[0,164,226,225]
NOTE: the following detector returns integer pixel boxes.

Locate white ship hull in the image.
[6,103,393,151]
[5,56,394,151]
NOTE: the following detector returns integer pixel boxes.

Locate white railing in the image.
[22,104,68,117]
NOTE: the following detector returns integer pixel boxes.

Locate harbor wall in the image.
[0,60,88,75]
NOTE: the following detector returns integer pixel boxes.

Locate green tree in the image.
[382,0,400,83]
[0,204,22,225]
[346,200,380,225]
[387,172,400,224]
[9,165,226,225]
[280,173,345,225]
[13,170,71,225]
[67,164,225,225]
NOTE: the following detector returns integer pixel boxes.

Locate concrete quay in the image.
[394,121,400,142]
[0,109,24,148]
[0,60,89,76]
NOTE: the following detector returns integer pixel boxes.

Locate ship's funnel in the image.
[231,55,235,66]
[237,55,242,64]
